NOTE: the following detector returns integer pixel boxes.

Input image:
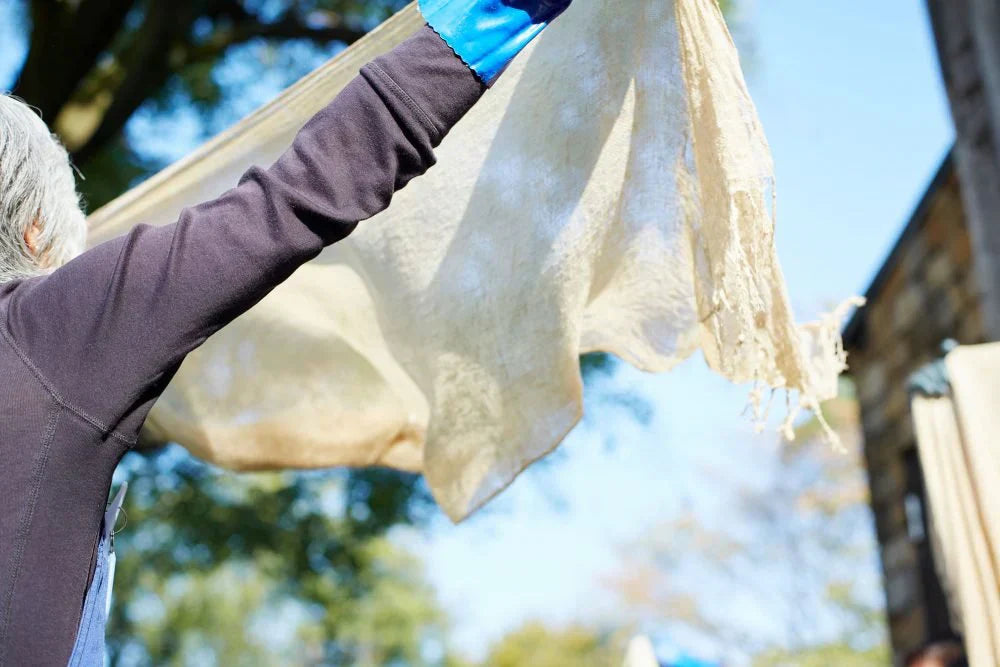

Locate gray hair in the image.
[0,94,86,282]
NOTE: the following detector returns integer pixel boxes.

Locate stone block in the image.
[857,360,888,404]
[901,237,929,281]
[886,339,914,374]
[881,264,906,303]
[885,565,919,614]
[898,416,914,445]
[885,386,908,422]
[872,496,908,539]
[884,534,916,571]
[861,406,888,441]
[950,227,972,266]
[923,210,949,247]
[930,290,958,330]
[869,304,894,349]
[871,458,904,504]
[948,284,967,316]
[959,307,984,343]
[963,262,984,301]
[891,607,928,657]
[893,285,926,332]
[925,251,954,287]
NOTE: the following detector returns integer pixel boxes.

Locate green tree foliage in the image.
[8,0,408,207]
[753,643,889,667]
[106,451,458,665]
[482,622,627,667]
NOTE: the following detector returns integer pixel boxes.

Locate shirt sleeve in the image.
[3,26,486,441]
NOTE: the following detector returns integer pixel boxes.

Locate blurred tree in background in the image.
[481,622,627,667]
[608,381,890,666]
[9,0,408,207]
[106,451,456,665]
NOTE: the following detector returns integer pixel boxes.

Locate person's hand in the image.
[420,0,574,85]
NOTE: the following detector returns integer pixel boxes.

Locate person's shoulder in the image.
[0,277,26,317]
[0,272,57,314]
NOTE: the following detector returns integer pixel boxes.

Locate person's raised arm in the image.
[3,3,572,444]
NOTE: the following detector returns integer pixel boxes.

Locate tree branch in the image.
[14,0,135,124]
[28,0,372,168]
[72,0,196,162]
[72,10,366,162]
[183,17,367,68]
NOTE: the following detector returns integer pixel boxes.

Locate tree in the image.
[6,0,407,207]
[608,380,889,665]
[481,622,628,667]
[107,451,459,665]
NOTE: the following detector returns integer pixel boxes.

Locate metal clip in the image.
[104,482,129,544]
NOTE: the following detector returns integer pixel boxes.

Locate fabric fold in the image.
[87,0,854,521]
[911,343,1000,667]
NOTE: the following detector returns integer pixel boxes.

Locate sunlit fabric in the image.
[86,0,853,521]
[911,343,1000,667]
[623,636,658,667]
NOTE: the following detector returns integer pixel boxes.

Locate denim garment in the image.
[67,485,126,667]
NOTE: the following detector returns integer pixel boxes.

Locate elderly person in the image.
[0,0,573,662]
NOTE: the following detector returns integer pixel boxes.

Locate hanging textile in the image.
[911,343,1000,666]
[623,636,659,667]
[86,0,853,521]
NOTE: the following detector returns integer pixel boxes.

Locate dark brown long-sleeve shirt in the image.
[0,26,485,665]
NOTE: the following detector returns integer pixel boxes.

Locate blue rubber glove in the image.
[420,0,573,85]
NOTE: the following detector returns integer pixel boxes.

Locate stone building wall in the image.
[928,0,1000,340]
[843,154,984,662]
[842,1,1000,660]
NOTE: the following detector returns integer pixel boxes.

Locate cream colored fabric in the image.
[622,635,659,667]
[87,0,853,521]
[911,343,1000,667]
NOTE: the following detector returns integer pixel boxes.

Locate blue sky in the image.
[1,0,954,662]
